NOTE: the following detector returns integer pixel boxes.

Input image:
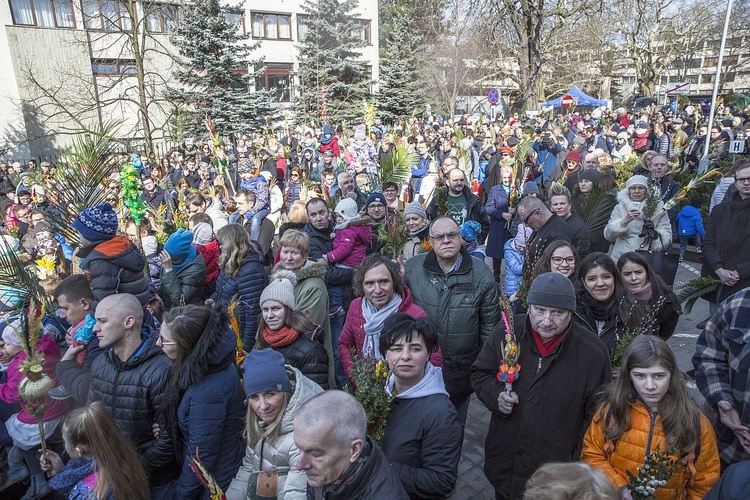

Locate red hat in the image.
[566,150,581,162]
[500,146,514,155]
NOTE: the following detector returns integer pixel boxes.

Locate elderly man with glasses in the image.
[404,216,499,426]
[516,196,573,267]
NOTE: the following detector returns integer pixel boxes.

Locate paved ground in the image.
[453,257,708,499]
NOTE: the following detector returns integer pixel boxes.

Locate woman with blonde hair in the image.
[226,349,322,500]
[523,462,616,500]
[210,224,268,351]
[40,402,150,499]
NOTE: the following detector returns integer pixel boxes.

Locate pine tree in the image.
[377,12,427,122]
[168,0,274,137]
[295,0,371,126]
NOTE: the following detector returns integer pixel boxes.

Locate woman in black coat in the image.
[210,224,268,351]
[379,313,462,500]
[255,274,329,389]
[158,304,245,499]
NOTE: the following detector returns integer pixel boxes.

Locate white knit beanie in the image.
[260,277,296,309]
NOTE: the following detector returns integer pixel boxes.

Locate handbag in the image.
[637,233,679,286]
[247,440,286,499]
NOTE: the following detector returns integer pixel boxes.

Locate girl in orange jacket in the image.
[581,335,720,499]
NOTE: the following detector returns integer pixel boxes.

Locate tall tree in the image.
[377,12,427,121]
[168,0,273,137]
[295,0,371,125]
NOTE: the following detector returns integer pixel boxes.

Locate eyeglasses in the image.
[157,333,176,346]
[368,203,385,210]
[736,177,750,184]
[521,209,540,224]
[430,231,460,241]
[551,256,576,265]
[529,305,569,320]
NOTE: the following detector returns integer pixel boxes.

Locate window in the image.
[703,57,718,68]
[9,0,75,27]
[226,10,245,34]
[251,12,291,40]
[83,0,132,31]
[146,3,180,34]
[725,55,739,66]
[92,58,137,76]
[297,13,311,41]
[724,72,736,83]
[353,19,370,44]
[701,74,714,84]
[256,63,293,102]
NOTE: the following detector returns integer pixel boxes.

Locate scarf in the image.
[49,457,95,497]
[530,323,571,357]
[582,291,617,321]
[362,293,403,360]
[262,325,299,348]
[629,281,653,302]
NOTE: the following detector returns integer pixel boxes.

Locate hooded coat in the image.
[338,286,442,382]
[582,402,720,499]
[78,235,151,309]
[226,367,324,500]
[603,187,672,261]
[380,364,462,500]
[211,250,267,351]
[160,252,207,309]
[88,332,180,487]
[326,217,372,268]
[271,261,334,388]
[174,308,245,499]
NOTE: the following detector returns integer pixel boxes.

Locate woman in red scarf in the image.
[255,274,329,389]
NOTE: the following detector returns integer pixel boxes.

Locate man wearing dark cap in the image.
[365,192,394,256]
[471,272,611,500]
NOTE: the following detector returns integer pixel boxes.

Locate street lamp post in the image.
[699,0,734,173]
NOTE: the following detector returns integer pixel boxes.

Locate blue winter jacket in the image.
[676,205,706,238]
[175,308,245,499]
[503,239,524,298]
[211,250,268,350]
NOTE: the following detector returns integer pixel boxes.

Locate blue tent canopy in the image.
[540,85,607,108]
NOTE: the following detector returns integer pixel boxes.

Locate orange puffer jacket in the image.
[581,402,720,499]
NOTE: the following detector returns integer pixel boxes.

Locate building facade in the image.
[0,0,378,161]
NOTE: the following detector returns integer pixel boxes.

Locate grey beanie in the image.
[527,272,576,312]
[403,201,427,220]
[260,277,296,309]
[192,222,214,245]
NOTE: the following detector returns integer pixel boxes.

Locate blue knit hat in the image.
[366,192,386,208]
[460,220,481,243]
[243,349,292,396]
[72,203,119,242]
[164,228,194,260]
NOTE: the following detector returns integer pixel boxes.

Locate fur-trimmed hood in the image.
[175,305,236,391]
[615,186,667,222]
[271,259,326,283]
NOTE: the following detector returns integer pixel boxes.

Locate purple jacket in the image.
[326,220,372,268]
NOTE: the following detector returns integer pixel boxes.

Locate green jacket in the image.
[160,252,207,309]
[404,247,499,398]
[271,260,333,389]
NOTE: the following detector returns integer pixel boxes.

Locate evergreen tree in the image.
[295,0,371,126]
[377,12,427,122]
[168,0,273,137]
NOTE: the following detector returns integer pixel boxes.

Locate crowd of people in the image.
[0,99,749,499]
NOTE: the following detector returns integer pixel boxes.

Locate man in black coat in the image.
[426,167,490,244]
[294,391,409,499]
[471,273,611,500]
[517,196,574,266]
[304,197,353,389]
[88,294,180,496]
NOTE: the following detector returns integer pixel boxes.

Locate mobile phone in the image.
[631,202,641,210]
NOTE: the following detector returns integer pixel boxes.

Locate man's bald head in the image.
[98,294,143,326]
[583,153,599,169]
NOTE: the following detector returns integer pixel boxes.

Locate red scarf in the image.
[530,323,571,357]
[262,325,299,348]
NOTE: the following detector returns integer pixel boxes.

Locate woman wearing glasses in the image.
[617,252,681,340]
[533,239,580,283]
